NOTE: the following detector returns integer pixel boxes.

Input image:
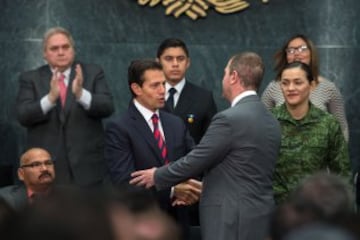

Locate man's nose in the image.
[159,84,165,94]
[172,58,179,65]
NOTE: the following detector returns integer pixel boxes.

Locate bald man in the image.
[0,148,56,210]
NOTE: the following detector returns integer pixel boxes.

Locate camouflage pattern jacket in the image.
[272,103,350,202]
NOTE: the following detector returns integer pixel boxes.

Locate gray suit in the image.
[155,95,281,240]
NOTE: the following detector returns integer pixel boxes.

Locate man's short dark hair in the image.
[156,38,189,58]
[127,59,163,97]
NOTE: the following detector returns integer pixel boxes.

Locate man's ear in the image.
[18,168,24,181]
[230,70,239,85]
[131,83,142,96]
[186,57,191,69]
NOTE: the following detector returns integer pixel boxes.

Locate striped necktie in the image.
[151,114,169,164]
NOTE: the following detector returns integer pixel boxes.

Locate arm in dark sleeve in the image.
[16,71,51,127]
[104,120,135,184]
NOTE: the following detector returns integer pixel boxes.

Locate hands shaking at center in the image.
[130,168,202,206]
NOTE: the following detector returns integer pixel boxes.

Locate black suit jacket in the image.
[104,101,194,223]
[163,81,217,144]
[0,185,27,211]
[16,62,114,186]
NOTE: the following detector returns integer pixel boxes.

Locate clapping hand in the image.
[72,64,83,100]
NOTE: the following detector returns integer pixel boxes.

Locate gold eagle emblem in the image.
[137,0,250,20]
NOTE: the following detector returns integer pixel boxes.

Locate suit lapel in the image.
[128,102,164,166]
[174,82,193,115]
[63,64,76,117]
[160,112,175,162]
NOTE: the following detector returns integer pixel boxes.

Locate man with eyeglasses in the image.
[0,148,56,210]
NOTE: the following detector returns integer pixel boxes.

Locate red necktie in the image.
[151,114,169,165]
[58,73,67,107]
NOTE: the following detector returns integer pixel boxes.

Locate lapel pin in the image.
[187,114,195,124]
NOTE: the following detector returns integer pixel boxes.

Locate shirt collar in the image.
[231,90,257,107]
[165,78,186,94]
[51,67,71,79]
[26,188,34,199]
[275,102,319,125]
[133,99,159,122]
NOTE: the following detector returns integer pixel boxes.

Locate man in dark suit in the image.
[157,38,217,228]
[16,27,114,186]
[157,38,217,144]
[0,148,55,211]
[105,59,202,238]
[131,52,282,240]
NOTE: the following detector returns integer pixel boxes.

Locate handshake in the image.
[130,168,202,206]
[172,179,202,206]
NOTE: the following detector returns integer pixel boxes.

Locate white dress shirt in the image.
[40,67,92,114]
[165,78,186,108]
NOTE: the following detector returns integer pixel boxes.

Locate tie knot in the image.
[169,88,176,96]
[151,114,159,124]
[58,73,65,82]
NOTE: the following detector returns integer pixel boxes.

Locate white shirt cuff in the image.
[41,95,56,114]
[77,89,92,110]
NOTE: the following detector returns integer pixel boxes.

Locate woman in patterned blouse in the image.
[261,34,348,141]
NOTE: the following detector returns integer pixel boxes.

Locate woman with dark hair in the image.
[262,34,348,141]
[272,61,350,202]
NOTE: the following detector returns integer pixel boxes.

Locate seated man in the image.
[0,148,55,210]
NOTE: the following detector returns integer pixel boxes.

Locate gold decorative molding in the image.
[137,0,253,20]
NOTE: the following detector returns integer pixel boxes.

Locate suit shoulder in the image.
[77,62,102,70]
[105,113,130,126]
[185,81,213,96]
[0,185,24,197]
[20,65,49,77]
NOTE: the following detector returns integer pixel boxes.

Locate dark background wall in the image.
[1,0,359,170]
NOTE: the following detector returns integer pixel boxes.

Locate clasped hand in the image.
[130,169,202,206]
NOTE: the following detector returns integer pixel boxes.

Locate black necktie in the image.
[166,88,177,111]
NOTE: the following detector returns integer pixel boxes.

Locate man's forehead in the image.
[143,70,165,82]
[46,34,71,45]
[162,47,187,56]
[22,149,50,163]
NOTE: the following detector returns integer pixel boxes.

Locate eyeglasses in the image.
[286,45,309,54]
[20,160,54,169]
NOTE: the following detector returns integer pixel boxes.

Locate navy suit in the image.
[105,101,194,226]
